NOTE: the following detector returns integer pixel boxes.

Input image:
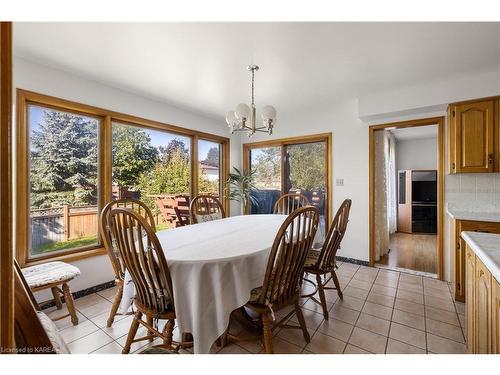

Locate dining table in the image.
[119,214,288,354]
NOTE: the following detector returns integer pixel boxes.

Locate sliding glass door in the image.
[244,134,331,243]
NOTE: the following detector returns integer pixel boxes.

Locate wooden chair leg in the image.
[162,319,175,347]
[261,312,274,354]
[316,274,329,320]
[62,283,78,325]
[107,282,123,327]
[331,270,343,299]
[51,287,62,309]
[147,316,154,343]
[123,311,142,354]
[294,303,311,343]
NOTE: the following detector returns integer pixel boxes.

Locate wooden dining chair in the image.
[99,198,157,327]
[108,207,191,354]
[302,199,352,319]
[225,206,319,354]
[190,194,226,224]
[273,193,310,215]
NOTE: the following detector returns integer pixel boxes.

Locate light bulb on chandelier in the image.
[225,65,277,136]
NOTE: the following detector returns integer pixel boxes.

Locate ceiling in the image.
[13,22,500,120]
[390,125,438,141]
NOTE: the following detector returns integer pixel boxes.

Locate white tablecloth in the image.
[120,214,287,353]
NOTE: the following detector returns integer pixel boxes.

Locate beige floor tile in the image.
[397,282,424,293]
[399,274,422,285]
[367,291,395,308]
[336,269,357,278]
[217,342,252,354]
[425,318,465,343]
[77,298,113,319]
[302,298,333,315]
[335,295,365,311]
[348,278,373,291]
[361,301,393,320]
[391,309,425,331]
[90,310,130,328]
[371,284,397,298]
[96,286,119,302]
[101,315,137,340]
[59,319,100,343]
[263,337,303,354]
[394,298,425,316]
[339,263,360,272]
[454,301,465,315]
[343,285,369,300]
[426,333,466,354]
[115,326,150,353]
[68,330,114,354]
[44,306,87,330]
[348,327,387,354]
[396,289,424,305]
[234,336,263,353]
[425,306,460,326]
[377,270,400,279]
[316,318,354,342]
[344,344,371,354]
[389,322,426,350]
[424,295,456,312]
[276,326,310,348]
[374,277,399,288]
[355,313,390,336]
[289,308,324,332]
[458,314,465,328]
[74,293,108,308]
[353,273,377,283]
[323,289,342,304]
[424,286,452,299]
[305,332,346,354]
[330,305,360,325]
[423,278,449,290]
[386,338,426,354]
[90,341,124,354]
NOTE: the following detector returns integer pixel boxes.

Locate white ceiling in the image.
[13,22,500,120]
[390,125,438,141]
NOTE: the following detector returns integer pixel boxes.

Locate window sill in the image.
[20,246,108,267]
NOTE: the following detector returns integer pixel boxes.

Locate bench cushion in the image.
[22,261,81,289]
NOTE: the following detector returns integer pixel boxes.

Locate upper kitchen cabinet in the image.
[448,98,498,174]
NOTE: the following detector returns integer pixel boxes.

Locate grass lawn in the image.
[31,235,98,255]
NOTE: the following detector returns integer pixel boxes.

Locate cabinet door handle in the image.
[479,269,484,277]
[489,154,493,164]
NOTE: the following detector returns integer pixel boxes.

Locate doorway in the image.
[369,117,445,280]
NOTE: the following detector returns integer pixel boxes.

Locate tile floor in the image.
[45,261,467,354]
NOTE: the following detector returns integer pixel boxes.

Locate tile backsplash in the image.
[446,173,500,213]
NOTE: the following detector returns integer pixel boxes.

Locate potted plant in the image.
[225,167,259,214]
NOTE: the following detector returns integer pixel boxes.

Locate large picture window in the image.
[16,90,229,266]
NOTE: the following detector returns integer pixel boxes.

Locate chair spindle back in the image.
[108,208,174,313]
[259,206,319,308]
[190,195,225,224]
[273,193,310,215]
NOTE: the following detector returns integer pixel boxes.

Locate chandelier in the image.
[225,64,277,136]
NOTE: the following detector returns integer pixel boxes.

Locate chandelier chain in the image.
[251,69,255,106]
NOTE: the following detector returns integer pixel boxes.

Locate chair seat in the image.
[22,261,81,289]
[36,311,70,354]
[304,249,321,269]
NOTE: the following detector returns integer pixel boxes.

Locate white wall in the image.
[396,137,438,171]
[13,57,243,299]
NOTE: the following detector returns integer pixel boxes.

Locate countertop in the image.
[461,231,500,283]
[446,208,500,223]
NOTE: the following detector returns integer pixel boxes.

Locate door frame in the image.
[369,117,445,280]
[0,22,14,352]
[242,132,332,226]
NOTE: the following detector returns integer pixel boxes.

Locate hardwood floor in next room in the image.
[377,233,437,274]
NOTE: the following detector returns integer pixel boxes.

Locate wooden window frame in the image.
[16,89,230,267]
[242,133,333,228]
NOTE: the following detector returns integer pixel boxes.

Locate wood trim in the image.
[368,117,445,280]
[16,89,230,266]
[0,22,14,353]
[242,133,333,228]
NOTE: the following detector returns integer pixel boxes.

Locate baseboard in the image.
[40,279,116,310]
[336,256,369,267]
